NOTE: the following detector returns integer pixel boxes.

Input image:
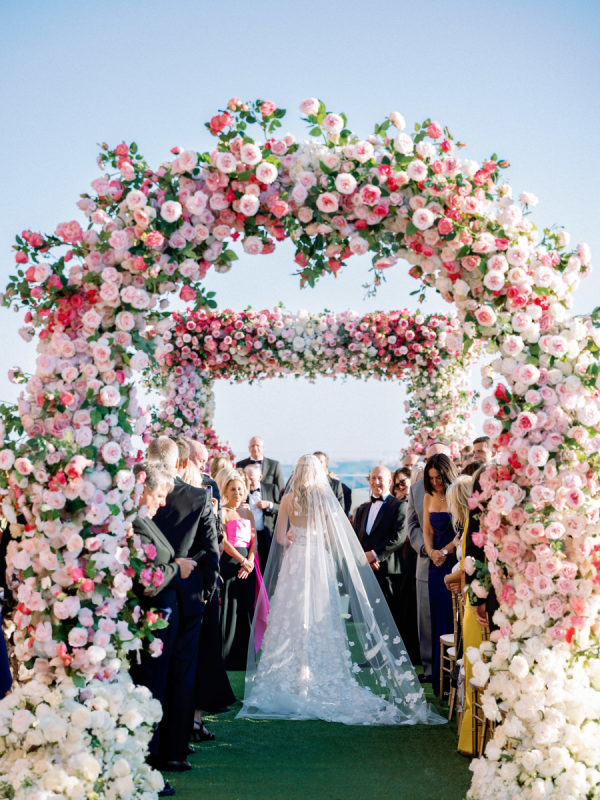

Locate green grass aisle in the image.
[168,673,472,800]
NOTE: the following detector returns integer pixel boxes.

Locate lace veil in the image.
[241,454,443,725]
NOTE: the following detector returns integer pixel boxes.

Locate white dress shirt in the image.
[248,487,264,532]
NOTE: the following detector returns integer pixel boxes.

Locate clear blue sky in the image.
[1,0,599,463]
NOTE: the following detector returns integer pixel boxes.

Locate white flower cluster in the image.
[0,674,163,800]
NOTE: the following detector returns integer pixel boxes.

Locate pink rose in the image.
[239,194,260,217]
[240,143,262,166]
[427,122,443,139]
[474,306,497,327]
[406,160,428,182]
[255,162,278,184]
[68,627,89,648]
[180,285,197,302]
[215,152,237,173]
[243,236,263,255]
[358,184,381,205]
[145,231,165,249]
[316,192,339,214]
[56,220,83,243]
[412,208,434,231]
[160,201,183,223]
[335,173,357,195]
[14,457,33,475]
[322,113,343,134]
[101,441,122,465]
[299,97,320,116]
[259,100,277,116]
[0,450,15,470]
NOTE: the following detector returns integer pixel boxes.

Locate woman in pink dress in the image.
[218,469,259,670]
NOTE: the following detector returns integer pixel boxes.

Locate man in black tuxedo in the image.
[236,436,285,494]
[244,462,281,570]
[149,436,219,771]
[352,465,406,628]
[313,451,346,511]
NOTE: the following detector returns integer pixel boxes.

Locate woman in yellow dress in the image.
[445,473,484,756]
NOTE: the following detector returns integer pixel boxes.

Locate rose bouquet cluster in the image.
[149,364,234,460]
[154,306,472,452]
[403,357,476,456]
[1,97,597,798]
[160,306,464,380]
[0,674,163,800]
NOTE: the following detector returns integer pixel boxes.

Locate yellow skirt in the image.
[457,598,483,755]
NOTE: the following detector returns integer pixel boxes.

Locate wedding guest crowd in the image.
[0,428,494,796]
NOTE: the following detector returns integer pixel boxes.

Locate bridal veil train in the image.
[238,455,444,726]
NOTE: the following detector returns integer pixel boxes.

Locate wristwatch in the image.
[442,548,449,556]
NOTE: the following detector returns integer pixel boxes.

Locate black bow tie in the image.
[250,459,263,465]
[250,488,261,495]
[370,496,384,504]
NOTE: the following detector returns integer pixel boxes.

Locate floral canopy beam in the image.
[0,96,597,799]
[153,306,475,456]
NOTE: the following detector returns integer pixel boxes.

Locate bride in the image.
[238,455,444,726]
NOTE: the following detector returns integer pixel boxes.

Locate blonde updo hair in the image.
[216,467,249,499]
[446,475,473,530]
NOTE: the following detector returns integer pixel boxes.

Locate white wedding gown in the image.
[239,461,443,726]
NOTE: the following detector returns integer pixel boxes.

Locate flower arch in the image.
[0,96,597,799]
[151,306,476,456]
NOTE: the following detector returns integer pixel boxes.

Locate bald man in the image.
[352,465,406,628]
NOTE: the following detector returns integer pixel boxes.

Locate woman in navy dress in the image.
[422,454,459,696]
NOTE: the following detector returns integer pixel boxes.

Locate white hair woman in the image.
[130,461,196,778]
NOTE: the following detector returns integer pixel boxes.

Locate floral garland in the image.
[0,96,597,798]
[149,365,235,460]
[152,306,475,452]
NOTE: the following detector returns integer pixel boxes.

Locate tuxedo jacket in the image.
[406,480,429,581]
[153,476,219,615]
[237,456,285,493]
[132,516,181,608]
[352,495,406,575]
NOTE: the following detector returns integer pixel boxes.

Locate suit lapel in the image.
[368,495,392,538]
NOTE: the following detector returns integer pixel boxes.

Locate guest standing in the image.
[422,453,459,695]
[150,436,219,768]
[130,461,196,781]
[444,474,483,755]
[244,462,281,571]
[391,468,420,666]
[218,468,258,669]
[352,466,406,633]
[406,441,451,682]
[236,436,285,494]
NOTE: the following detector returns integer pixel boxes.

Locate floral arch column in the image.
[0,97,596,800]
[150,306,475,457]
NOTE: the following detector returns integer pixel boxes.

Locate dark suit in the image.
[328,476,345,510]
[237,455,285,493]
[353,495,406,630]
[153,476,219,761]
[131,516,182,761]
[247,481,282,570]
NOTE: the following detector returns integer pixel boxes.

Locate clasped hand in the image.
[176,558,197,579]
[238,556,255,579]
[430,549,446,567]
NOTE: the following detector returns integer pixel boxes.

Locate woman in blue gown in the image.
[422,454,459,696]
